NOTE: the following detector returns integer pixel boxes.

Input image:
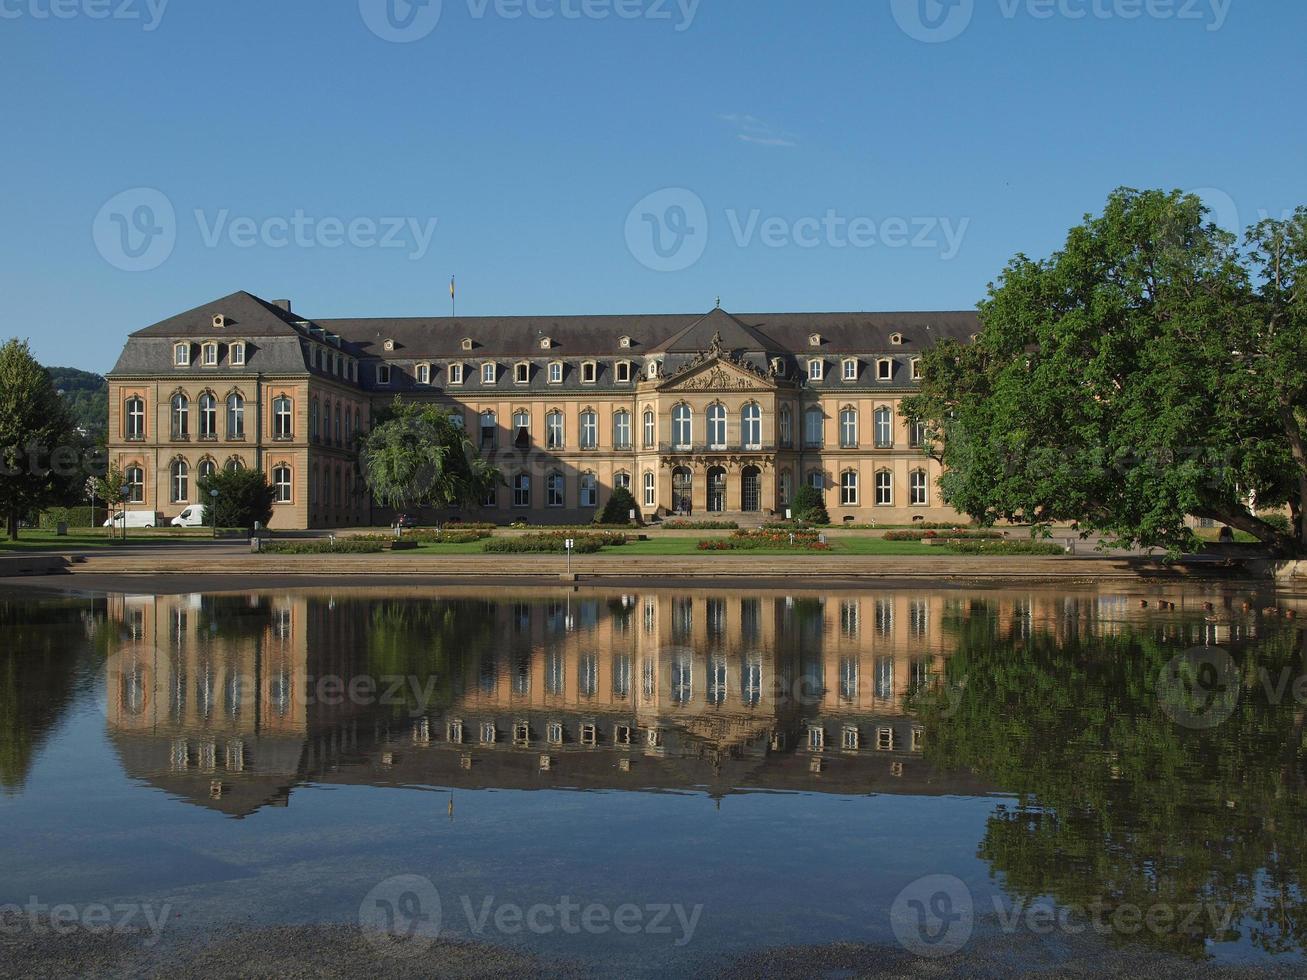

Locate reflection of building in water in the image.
[103,587,1294,815]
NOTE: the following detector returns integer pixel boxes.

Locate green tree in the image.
[196,467,275,530]
[597,485,638,525]
[0,339,79,540]
[359,400,502,516]
[791,484,829,524]
[904,188,1307,556]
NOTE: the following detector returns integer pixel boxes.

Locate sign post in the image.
[565,538,574,576]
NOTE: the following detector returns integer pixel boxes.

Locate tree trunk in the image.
[1206,505,1301,557]
[6,511,18,541]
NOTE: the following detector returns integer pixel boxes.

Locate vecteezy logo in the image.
[359,0,443,42]
[624,188,708,272]
[891,0,974,43]
[92,188,176,272]
[359,874,442,958]
[890,874,973,958]
[1158,647,1240,729]
[97,644,165,721]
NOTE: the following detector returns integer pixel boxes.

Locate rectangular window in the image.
[911,359,922,380]
[513,474,530,507]
[548,362,563,384]
[616,361,631,383]
[449,363,464,385]
[842,359,857,381]
[416,364,430,385]
[877,359,893,381]
[515,362,530,383]
[230,343,245,366]
[174,344,190,366]
[581,361,597,384]
[808,359,823,381]
[377,365,392,385]
[547,474,564,508]
[203,344,218,366]
[482,362,496,384]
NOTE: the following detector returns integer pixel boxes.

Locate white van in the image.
[103,510,159,529]
[171,504,208,527]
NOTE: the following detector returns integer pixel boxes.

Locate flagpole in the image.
[450,275,456,318]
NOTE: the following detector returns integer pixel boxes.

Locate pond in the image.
[1,583,1304,977]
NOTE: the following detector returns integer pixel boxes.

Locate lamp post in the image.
[209,488,220,539]
[119,484,131,542]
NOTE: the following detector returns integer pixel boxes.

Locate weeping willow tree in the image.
[358,400,502,518]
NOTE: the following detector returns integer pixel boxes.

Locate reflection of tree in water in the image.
[919,604,1307,957]
[0,598,98,793]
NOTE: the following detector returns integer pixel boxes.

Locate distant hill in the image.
[47,366,107,436]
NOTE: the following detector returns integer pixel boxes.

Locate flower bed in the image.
[945,539,1065,555]
[483,531,628,554]
[404,528,493,544]
[263,539,387,555]
[884,529,1003,541]
[697,529,832,551]
[661,520,740,530]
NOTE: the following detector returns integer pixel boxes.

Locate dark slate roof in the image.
[128,290,315,340]
[648,307,781,354]
[108,336,311,378]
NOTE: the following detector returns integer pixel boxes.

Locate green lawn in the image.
[400,536,953,557]
[0,529,218,551]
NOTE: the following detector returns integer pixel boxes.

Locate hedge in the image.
[263,539,387,555]
[944,540,1065,555]
[403,528,493,544]
[39,506,98,529]
[884,529,1003,541]
[697,529,831,551]
[661,520,739,530]
[483,531,627,554]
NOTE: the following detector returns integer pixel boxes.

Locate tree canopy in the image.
[196,466,276,530]
[904,188,1307,555]
[358,400,502,515]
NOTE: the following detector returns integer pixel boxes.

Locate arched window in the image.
[804,407,824,447]
[273,465,292,503]
[125,465,144,503]
[707,403,728,449]
[807,469,825,491]
[344,408,352,441]
[643,471,656,508]
[170,459,189,503]
[840,407,858,448]
[778,469,793,506]
[875,470,893,505]
[546,410,564,449]
[546,471,565,507]
[198,458,216,481]
[273,396,293,439]
[335,404,342,443]
[199,393,217,438]
[910,469,928,506]
[840,469,859,506]
[225,457,244,473]
[580,472,598,508]
[125,397,145,440]
[311,397,320,440]
[171,394,189,439]
[742,403,762,449]
[579,410,598,449]
[512,410,530,449]
[643,409,656,448]
[227,393,245,439]
[613,410,631,449]
[779,405,793,447]
[874,407,893,448]
[479,410,497,450]
[672,404,693,449]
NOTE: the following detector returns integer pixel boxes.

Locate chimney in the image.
[272,299,293,313]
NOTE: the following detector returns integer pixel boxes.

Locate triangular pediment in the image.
[660,355,775,392]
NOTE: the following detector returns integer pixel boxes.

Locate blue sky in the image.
[2,0,1304,373]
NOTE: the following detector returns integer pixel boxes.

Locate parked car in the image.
[393,513,418,530]
[170,504,208,527]
[103,510,159,529]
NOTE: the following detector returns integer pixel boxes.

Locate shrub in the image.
[405,528,492,544]
[884,529,1003,541]
[697,529,831,551]
[483,531,627,554]
[596,486,640,525]
[263,539,387,555]
[39,506,97,529]
[945,539,1065,555]
[762,519,816,531]
[790,485,830,524]
[661,519,739,530]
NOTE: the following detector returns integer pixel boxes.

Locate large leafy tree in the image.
[0,339,79,540]
[904,189,1307,555]
[358,400,502,516]
[196,466,276,530]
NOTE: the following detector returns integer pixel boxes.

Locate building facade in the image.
[106,291,980,529]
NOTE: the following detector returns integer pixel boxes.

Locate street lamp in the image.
[119,484,131,542]
[209,488,220,539]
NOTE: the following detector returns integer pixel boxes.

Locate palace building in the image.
[106,290,980,529]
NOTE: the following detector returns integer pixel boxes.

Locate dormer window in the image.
[647,361,659,380]
[462,338,474,352]
[808,333,823,347]
[230,342,246,366]
[377,364,392,385]
[619,336,632,349]
[174,343,191,367]
[212,314,227,329]
[383,339,396,352]
[202,342,219,366]
[808,359,824,382]
[416,363,431,385]
[841,358,858,381]
[514,361,530,384]
[481,362,497,385]
[449,363,464,385]
[877,358,894,381]
[539,337,552,350]
[548,361,563,384]
[581,361,598,384]
[889,332,904,346]
[911,358,922,381]
[616,361,632,383]
[771,357,787,377]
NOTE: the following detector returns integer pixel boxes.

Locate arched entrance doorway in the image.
[707,467,727,513]
[672,467,693,515]
[741,466,761,513]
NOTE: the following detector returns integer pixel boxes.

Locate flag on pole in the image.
[450,275,456,300]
